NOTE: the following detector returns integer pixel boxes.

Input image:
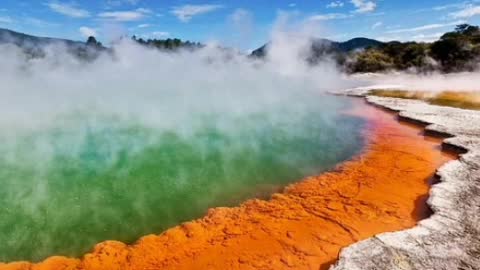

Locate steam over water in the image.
[0,41,365,261]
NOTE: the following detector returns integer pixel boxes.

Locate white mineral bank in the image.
[331,88,480,270]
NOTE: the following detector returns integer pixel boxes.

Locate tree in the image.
[86,36,102,47]
[399,43,431,70]
[455,24,480,36]
[86,36,97,45]
[431,24,480,71]
[130,35,202,51]
[347,49,394,73]
[431,38,473,71]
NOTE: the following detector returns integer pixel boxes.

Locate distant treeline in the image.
[3,24,479,73]
[0,27,204,61]
[131,35,203,50]
[343,24,480,73]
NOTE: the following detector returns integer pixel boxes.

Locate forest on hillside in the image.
[131,35,202,50]
[3,23,479,74]
[343,24,480,73]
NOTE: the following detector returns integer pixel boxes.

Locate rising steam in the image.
[2,13,479,262]
[0,19,366,262]
[355,71,480,92]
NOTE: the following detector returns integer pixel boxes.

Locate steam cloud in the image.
[1,14,479,262]
[0,18,364,262]
[355,72,480,92]
[0,35,350,132]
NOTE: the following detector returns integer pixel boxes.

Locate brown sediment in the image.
[0,99,456,270]
[368,89,480,110]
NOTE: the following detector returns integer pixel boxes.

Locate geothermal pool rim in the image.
[0,93,477,269]
[0,95,453,270]
[331,92,480,270]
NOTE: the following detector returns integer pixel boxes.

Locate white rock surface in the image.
[338,85,406,96]
[330,92,480,270]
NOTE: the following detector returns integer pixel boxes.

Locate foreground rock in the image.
[331,93,480,270]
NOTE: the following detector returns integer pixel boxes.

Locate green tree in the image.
[431,24,480,71]
[86,36,102,48]
[348,49,394,73]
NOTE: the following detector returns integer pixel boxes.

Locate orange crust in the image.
[0,99,455,270]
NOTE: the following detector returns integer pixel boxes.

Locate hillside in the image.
[0,28,202,58]
[0,28,105,59]
[3,24,479,73]
[336,38,384,51]
[251,37,384,58]
[251,24,480,73]
[0,28,84,47]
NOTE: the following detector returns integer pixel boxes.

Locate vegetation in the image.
[0,28,202,59]
[347,49,395,73]
[131,35,202,51]
[251,24,480,73]
[3,24,480,73]
[86,36,103,48]
[430,24,480,72]
[369,89,480,110]
[347,24,480,73]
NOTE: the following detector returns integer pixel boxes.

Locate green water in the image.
[0,95,365,262]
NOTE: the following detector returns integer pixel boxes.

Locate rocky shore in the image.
[331,92,480,270]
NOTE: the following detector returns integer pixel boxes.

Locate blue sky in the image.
[1,0,480,50]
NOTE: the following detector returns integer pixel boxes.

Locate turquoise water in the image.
[0,94,365,262]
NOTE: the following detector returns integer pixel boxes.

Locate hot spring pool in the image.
[0,94,365,262]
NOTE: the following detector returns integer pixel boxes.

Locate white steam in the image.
[0,22,366,262]
[354,72,480,92]
[0,31,353,134]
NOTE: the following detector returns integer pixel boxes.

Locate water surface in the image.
[0,94,365,262]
